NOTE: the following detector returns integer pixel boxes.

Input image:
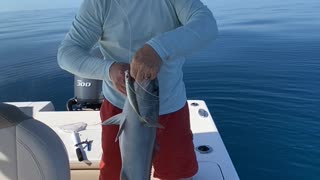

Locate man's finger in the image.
[136,69,144,82]
[150,73,156,80]
[117,83,126,95]
[130,63,137,79]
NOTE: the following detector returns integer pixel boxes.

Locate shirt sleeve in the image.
[57,0,115,81]
[146,0,218,62]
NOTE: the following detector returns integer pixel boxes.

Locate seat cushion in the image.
[0,103,70,180]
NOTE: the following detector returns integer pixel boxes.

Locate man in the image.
[57,0,218,179]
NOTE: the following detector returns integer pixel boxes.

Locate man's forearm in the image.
[57,44,114,81]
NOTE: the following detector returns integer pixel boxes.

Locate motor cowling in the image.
[67,76,103,111]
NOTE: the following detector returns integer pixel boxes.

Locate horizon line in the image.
[0,6,79,13]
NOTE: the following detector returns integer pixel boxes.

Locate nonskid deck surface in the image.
[6,100,239,180]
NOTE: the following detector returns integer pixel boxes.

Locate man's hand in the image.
[109,62,130,95]
[130,44,162,82]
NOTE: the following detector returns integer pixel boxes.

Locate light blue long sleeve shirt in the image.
[57,0,218,115]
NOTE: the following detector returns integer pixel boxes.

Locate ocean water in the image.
[0,0,319,179]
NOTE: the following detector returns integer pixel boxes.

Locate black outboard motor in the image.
[66,77,103,111]
[66,46,104,111]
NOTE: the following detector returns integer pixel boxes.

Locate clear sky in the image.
[0,0,82,12]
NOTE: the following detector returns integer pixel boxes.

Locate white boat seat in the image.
[0,103,70,180]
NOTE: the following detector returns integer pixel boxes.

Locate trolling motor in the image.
[66,76,103,111]
[66,47,104,111]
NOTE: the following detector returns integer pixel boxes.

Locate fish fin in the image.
[115,118,126,142]
[144,122,164,129]
[138,116,150,124]
[140,117,163,128]
[102,113,126,126]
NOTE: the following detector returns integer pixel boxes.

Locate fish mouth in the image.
[124,70,162,128]
[125,70,159,98]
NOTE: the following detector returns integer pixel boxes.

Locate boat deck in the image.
[7,100,239,180]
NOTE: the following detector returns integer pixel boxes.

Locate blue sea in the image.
[0,0,319,179]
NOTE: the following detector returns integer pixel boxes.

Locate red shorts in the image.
[99,99,198,180]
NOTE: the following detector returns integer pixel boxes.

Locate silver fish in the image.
[102,70,162,180]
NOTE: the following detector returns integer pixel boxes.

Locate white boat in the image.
[2,100,239,180]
